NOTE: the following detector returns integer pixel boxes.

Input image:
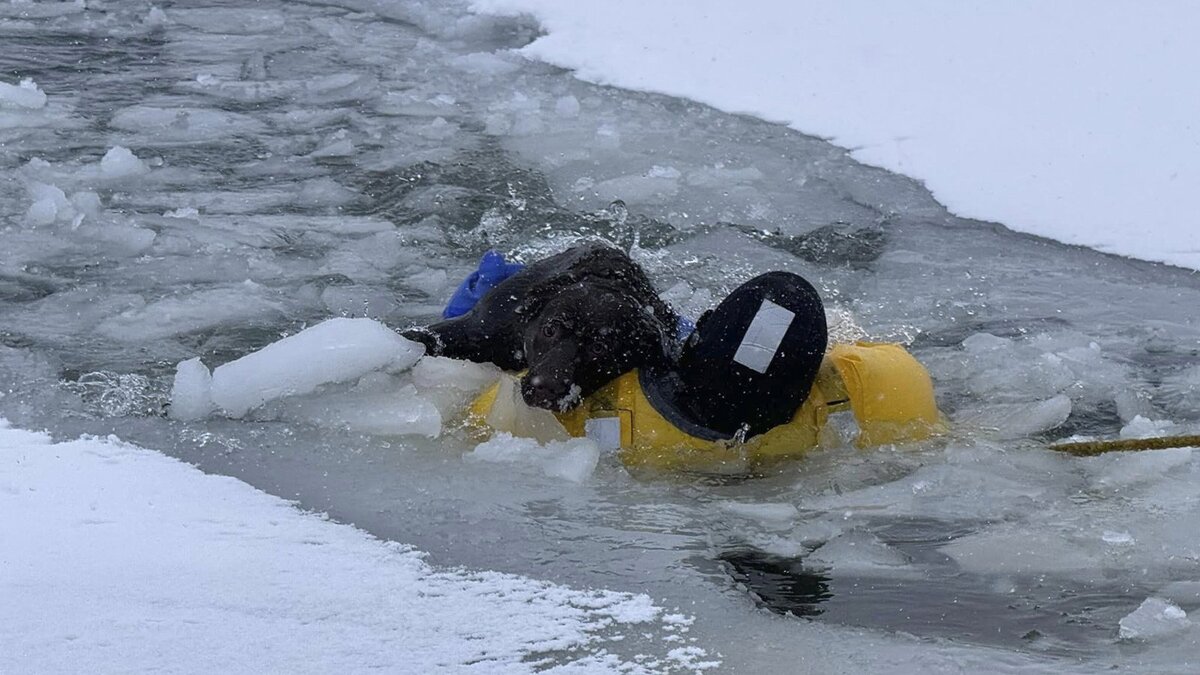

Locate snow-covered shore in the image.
[473,0,1200,270]
[0,421,706,673]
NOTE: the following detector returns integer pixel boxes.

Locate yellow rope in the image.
[1048,434,1200,457]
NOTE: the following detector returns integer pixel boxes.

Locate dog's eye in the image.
[587,342,606,357]
[541,324,558,338]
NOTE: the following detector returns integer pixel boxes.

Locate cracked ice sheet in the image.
[0,420,713,674]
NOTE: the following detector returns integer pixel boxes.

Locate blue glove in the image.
[442,250,526,319]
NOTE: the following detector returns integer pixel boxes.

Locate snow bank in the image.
[473,0,1200,270]
[0,420,704,673]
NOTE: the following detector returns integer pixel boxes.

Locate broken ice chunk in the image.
[467,433,600,483]
[210,318,423,417]
[0,78,47,110]
[257,383,442,438]
[806,530,912,573]
[100,146,150,179]
[1118,597,1191,641]
[169,357,213,422]
[554,95,580,118]
[953,395,1071,439]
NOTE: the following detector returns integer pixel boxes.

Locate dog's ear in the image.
[513,281,557,319]
[629,306,674,369]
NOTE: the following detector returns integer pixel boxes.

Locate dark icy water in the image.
[3,1,1199,671]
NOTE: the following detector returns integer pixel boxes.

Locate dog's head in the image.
[519,282,671,411]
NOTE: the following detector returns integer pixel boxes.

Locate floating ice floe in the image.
[940,528,1097,577]
[257,381,442,438]
[805,530,913,574]
[1083,446,1194,490]
[16,152,149,230]
[467,432,601,483]
[1121,416,1173,443]
[1118,597,1192,641]
[109,105,268,143]
[309,131,355,158]
[0,78,47,110]
[98,285,284,342]
[554,94,580,118]
[22,181,73,226]
[165,8,285,35]
[954,395,1072,440]
[589,165,682,205]
[718,501,800,526]
[0,78,78,132]
[99,146,150,179]
[0,0,87,20]
[958,332,1129,405]
[180,72,378,106]
[410,355,501,418]
[477,373,572,444]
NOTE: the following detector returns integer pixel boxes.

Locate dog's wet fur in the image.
[404,244,678,411]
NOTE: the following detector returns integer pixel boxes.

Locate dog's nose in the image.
[521,374,564,409]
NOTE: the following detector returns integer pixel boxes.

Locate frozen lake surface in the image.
[3,0,1199,671]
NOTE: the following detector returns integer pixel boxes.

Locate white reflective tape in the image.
[585,417,622,451]
[732,298,794,374]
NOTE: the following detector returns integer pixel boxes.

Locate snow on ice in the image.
[473,0,1200,271]
[0,420,706,673]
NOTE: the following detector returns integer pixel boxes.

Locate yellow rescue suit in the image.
[468,342,943,474]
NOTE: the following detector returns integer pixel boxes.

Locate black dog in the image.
[404,243,679,411]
